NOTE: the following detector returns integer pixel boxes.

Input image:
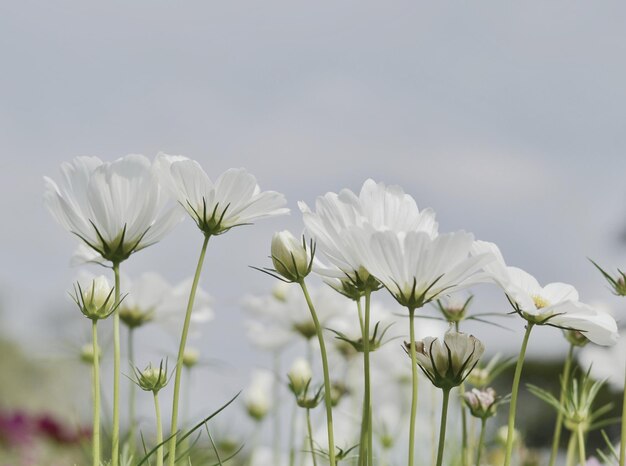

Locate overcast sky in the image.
[1,1,626,423]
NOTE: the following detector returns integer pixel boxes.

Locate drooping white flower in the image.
[155,153,288,236]
[44,155,184,263]
[299,179,437,291]
[411,330,485,389]
[355,229,493,309]
[473,241,619,346]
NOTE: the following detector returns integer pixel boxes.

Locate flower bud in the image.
[287,358,312,396]
[182,348,200,368]
[119,306,154,329]
[408,330,485,390]
[79,343,100,364]
[72,276,116,320]
[245,372,273,422]
[463,388,499,419]
[134,361,169,393]
[564,329,589,347]
[436,294,473,324]
[271,231,312,282]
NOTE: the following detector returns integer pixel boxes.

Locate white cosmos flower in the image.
[155,153,288,236]
[354,229,493,309]
[156,277,214,339]
[473,241,619,346]
[578,335,626,391]
[44,155,183,263]
[242,284,351,341]
[244,370,274,422]
[299,179,437,290]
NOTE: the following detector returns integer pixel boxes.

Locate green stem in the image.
[456,322,469,466]
[407,307,419,466]
[128,327,136,454]
[435,389,451,466]
[619,358,626,466]
[548,343,575,466]
[299,281,336,466]
[503,323,534,466]
[306,408,318,466]
[288,402,298,466]
[112,262,121,466]
[167,234,210,466]
[365,291,373,466]
[566,431,576,466]
[357,293,373,466]
[273,351,282,466]
[92,320,101,466]
[475,418,486,466]
[154,391,164,466]
[577,425,586,466]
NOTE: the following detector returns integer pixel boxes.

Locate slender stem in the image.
[273,351,282,466]
[365,290,373,466]
[299,281,336,466]
[289,402,298,466]
[548,343,575,466]
[431,387,437,466]
[154,391,164,466]
[475,418,486,466]
[503,322,534,466]
[577,425,586,466]
[112,262,121,466]
[128,327,136,454]
[619,358,626,466]
[456,322,469,466]
[92,320,101,466]
[435,389,451,466]
[357,298,367,466]
[566,431,576,466]
[306,409,318,466]
[168,235,210,466]
[407,307,419,466]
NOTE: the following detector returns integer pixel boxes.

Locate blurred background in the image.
[1,1,625,464]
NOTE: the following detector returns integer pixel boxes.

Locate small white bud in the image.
[287,358,312,396]
[271,231,311,282]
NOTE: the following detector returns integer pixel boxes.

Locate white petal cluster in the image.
[474,241,619,346]
[300,179,437,287]
[155,153,288,236]
[44,155,184,263]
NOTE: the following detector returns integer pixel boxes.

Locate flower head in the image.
[408,330,485,390]
[155,153,288,236]
[358,230,493,309]
[71,275,117,320]
[270,231,314,282]
[474,241,619,346]
[287,358,313,397]
[299,179,437,294]
[244,370,274,422]
[463,388,502,419]
[44,155,183,263]
[132,360,169,393]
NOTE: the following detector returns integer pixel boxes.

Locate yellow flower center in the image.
[532,295,550,309]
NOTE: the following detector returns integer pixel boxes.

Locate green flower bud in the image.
[133,361,169,393]
[72,276,117,320]
[182,348,200,368]
[271,231,313,282]
[80,343,100,364]
[287,358,312,397]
